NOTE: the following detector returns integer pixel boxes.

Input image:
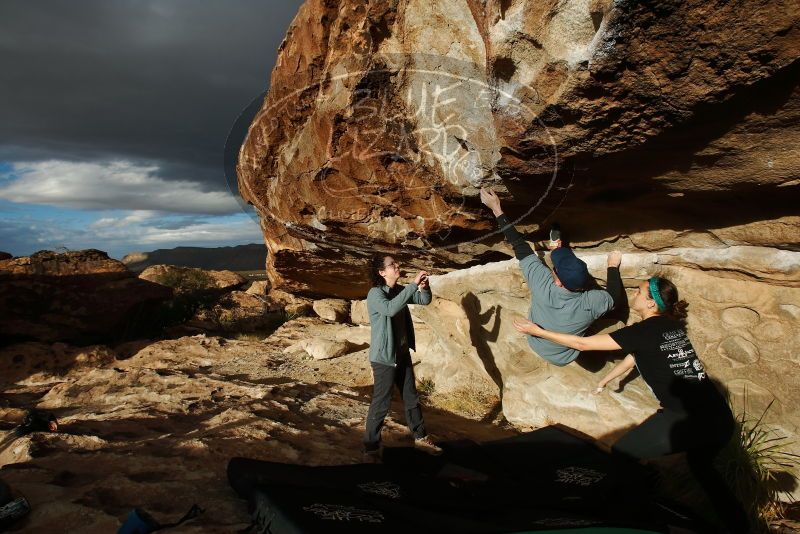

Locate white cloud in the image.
[90,210,159,229]
[1,210,264,259]
[137,218,264,244]
[0,160,241,214]
[87,214,264,245]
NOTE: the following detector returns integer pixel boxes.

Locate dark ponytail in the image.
[655,277,689,321]
[370,254,388,287]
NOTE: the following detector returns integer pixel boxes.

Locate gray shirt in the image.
[520,253,614,366]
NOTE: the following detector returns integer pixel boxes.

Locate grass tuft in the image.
[421,381,499,420]
[716,398,800,531]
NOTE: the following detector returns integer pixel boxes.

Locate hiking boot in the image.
[548,223,562,248]
[414,436,443,456]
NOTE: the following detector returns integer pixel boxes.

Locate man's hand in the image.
[413,271,429,285]
[480,188,503,217]
[513,317,543,336]
[607,250,622,268]
[547,239,562,251]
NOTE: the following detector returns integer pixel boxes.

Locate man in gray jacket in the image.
[480,188,624,366]
[363,254,441,459]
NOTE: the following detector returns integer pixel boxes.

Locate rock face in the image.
[408,248,800,460]
[0,250,172,345]
[238,0,800,298]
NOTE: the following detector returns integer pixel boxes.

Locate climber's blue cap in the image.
[551,247,589,291]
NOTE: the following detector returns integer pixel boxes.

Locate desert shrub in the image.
[154,268,215,293]
[715,399,799,531]
[426,383,500,420]
[416,377,436,399]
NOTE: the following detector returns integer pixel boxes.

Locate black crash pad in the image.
[228,426,707,533]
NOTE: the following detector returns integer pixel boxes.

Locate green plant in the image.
[155,268,215,293]
[417,377,436,399]
[716,398,799,531]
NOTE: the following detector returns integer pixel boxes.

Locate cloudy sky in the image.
[0,0,302,259]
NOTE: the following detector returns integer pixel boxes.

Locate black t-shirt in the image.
[388,285,409,349]
[609,316,729,416]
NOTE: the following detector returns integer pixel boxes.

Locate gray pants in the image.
[363,348,426,451]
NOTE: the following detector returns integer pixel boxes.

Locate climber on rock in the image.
[479,187,624,366]
[513,274,748,532]
[363,254,442,461]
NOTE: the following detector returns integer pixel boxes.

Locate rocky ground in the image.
[0,317,515,532]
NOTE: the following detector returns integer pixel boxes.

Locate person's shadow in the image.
[461,292,505,423]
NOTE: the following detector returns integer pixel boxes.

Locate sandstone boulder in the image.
[0,250,172,344]
[285,338,360,360]
[238,0,800,297]
[191,291,276,333]
[281,316,370,360]
[139,265,246,293]
[350,299,370,326]
[265,289,313,317]
[409,248,800,461]
[312,298,350,322]
[245,279,272,296]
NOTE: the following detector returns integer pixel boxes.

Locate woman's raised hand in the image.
[413,270,429,285]
[513,317,541,336]
[419,274,429,290]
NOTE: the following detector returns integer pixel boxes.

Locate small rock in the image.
[284,338,358,360]
[245,280,272,296]
[313,298,350,322]
[266,290,312,316]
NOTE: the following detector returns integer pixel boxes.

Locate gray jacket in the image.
[367,282,432,366]
[520,254,614,366]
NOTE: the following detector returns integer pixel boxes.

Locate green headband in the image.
[649,277,666,312]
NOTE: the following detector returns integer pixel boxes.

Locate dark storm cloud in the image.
[0,0,302,190]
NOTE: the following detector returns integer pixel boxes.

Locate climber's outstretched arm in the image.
[480,188,535,260]
[596,354,636,391]
[606,251,624,309]
[513,317,622,352]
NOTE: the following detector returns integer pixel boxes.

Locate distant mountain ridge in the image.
[122,244,267,272]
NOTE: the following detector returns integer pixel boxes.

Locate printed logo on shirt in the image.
[660,329,706,381]
[663,329,685,341]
